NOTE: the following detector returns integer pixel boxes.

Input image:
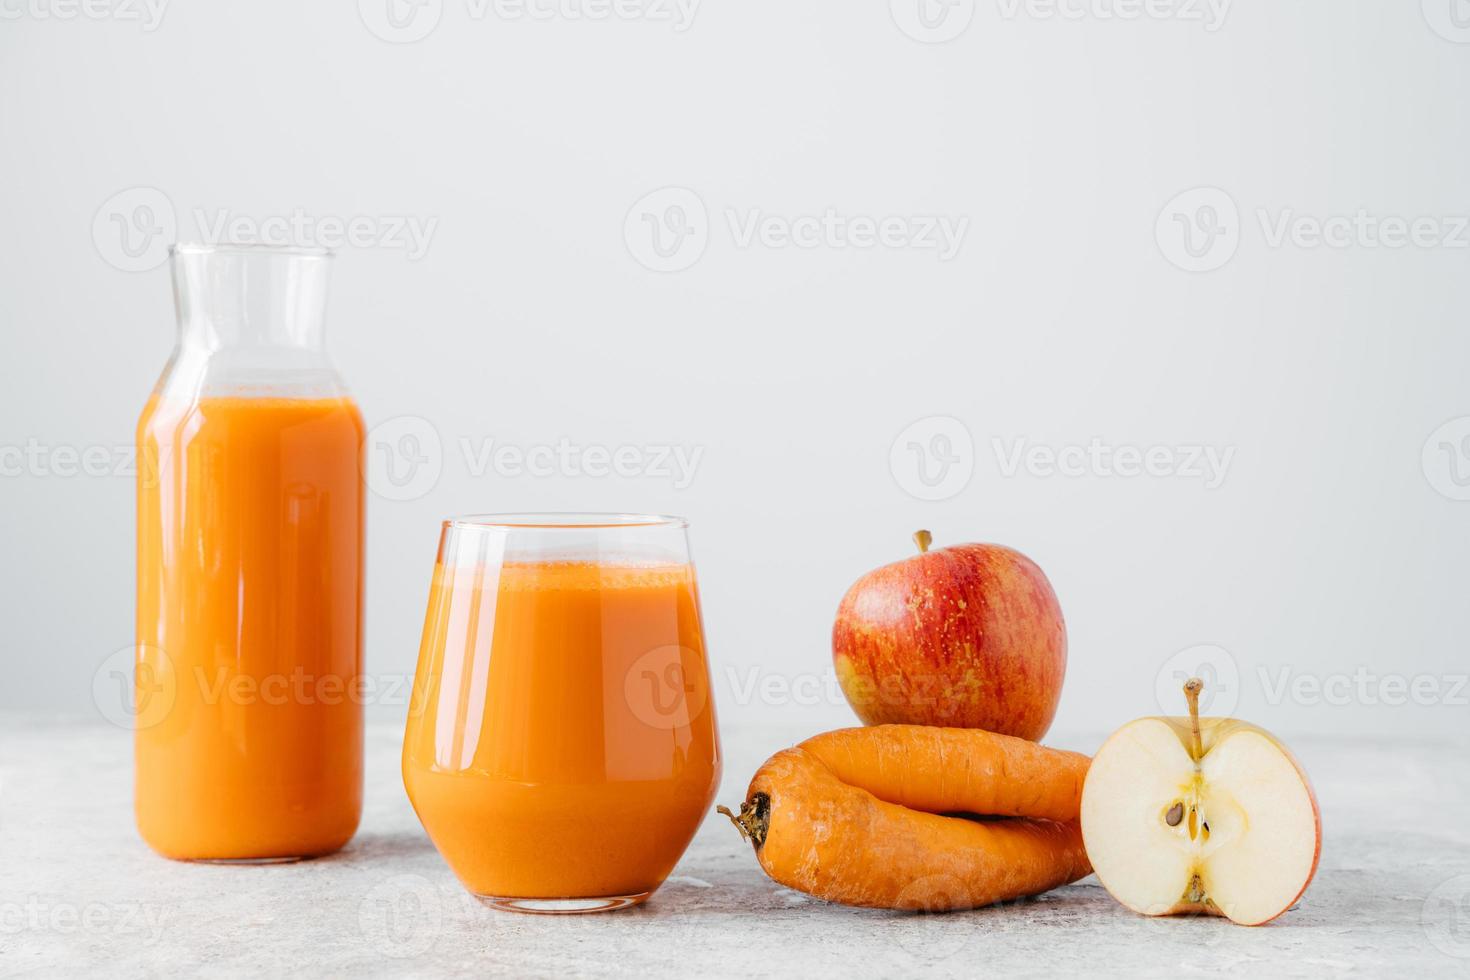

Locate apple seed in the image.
[1165,802,1184,827]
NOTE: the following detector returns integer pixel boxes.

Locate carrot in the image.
[719,725,1092,910]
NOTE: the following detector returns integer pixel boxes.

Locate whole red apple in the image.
[832,530,1066,741]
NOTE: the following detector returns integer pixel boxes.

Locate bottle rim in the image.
[170,242,334,259]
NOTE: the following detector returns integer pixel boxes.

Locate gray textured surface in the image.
[3,718,1469,978]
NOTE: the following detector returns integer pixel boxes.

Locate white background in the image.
[2,1,1468,738]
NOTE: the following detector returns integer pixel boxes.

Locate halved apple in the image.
[1081,679,1321,926]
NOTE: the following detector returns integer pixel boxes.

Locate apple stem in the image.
[1184,677,1204,761]
[913,529,933,554]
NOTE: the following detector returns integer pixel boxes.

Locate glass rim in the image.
[446,512,689,530]
[170,242,334,259]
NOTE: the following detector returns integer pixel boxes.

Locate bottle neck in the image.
[159,247,345,401]
[172,247,331,352]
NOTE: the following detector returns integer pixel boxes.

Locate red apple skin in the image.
[832,542,1066,741]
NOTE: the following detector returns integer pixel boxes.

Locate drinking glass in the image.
[402,514,722,913]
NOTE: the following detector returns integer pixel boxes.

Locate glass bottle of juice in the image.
[135,244,364,861]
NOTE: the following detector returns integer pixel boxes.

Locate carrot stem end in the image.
[717,795,770,849]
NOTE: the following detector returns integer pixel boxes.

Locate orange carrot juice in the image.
[403,557,721,906]
[135,394,364,860]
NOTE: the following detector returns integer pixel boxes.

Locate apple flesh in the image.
[1081,680,1321,926]
[832,530,1066,741]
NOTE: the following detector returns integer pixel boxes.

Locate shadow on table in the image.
[318,829,438,865]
